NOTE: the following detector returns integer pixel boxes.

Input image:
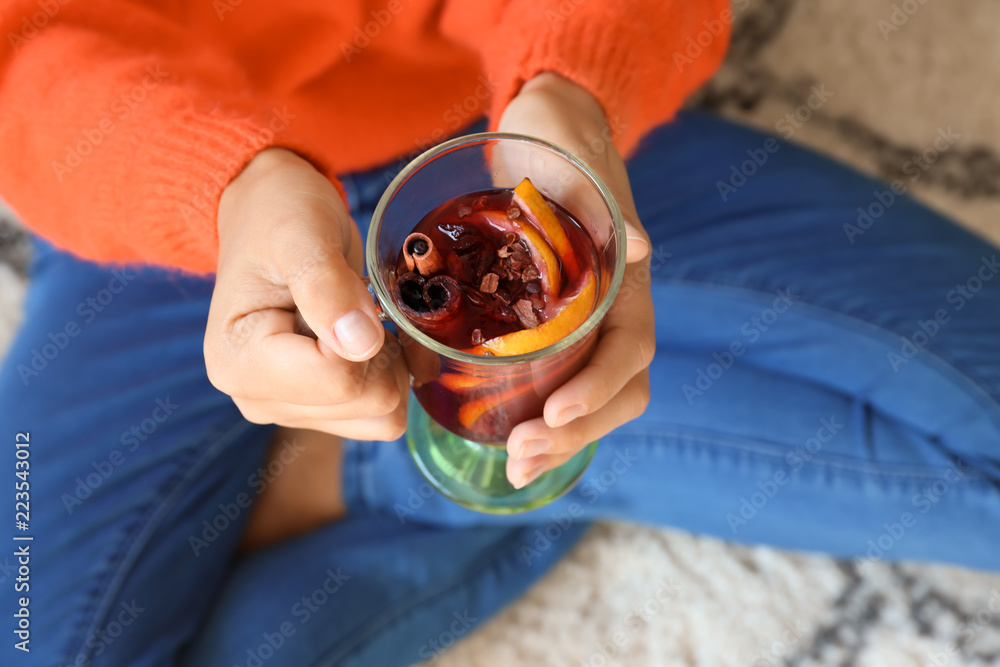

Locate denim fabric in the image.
[1,111,997,666]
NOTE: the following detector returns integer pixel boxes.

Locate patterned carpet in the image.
[1,1,998,665]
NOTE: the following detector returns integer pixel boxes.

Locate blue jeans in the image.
[1,111,998,666]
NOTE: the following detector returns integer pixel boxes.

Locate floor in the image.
[1,1,998,665]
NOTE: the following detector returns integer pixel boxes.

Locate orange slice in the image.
[438,372,496,393]
[458,397,493,430]
[470,272,597,357]
[458,383,534,430]
[479,210,561,297]
[514,215,561,296]
[513,178,580,279]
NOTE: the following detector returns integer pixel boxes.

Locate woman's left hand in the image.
[497,72,656,489]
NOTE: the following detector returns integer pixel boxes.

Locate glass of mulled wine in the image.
[365,133,625,513]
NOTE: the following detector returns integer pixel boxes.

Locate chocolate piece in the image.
[513,299,539,329]
[480,273,499,294]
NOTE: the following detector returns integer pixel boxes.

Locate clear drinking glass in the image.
[365,132,625,513]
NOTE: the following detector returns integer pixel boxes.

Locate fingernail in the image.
[333,310,381,359]
[510,461,548,489]
[554,404,586,428]
[624,220,649,251]
[626,234,649,258]
[514,438,551,460]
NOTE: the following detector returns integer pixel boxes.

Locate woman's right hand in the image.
[204,147,409,440]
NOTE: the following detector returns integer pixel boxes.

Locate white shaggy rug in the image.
[1,1,999,665]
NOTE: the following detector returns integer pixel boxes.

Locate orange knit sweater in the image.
[0,0,729,274]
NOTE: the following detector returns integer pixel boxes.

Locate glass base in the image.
[406,399,596,514]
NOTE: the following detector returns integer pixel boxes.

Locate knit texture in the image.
[0,0,729,274]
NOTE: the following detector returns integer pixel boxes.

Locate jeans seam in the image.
[57,492,156,665]
[341,439,373,517]
[650,277,1000,428]
[65,413,257,664]
[612,425,994,492]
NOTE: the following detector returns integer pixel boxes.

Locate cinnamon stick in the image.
[403,233,444,276]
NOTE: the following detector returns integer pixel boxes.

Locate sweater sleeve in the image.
[441,0,731,157]
[0,0,335,275]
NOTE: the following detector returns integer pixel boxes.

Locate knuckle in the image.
[286,256,331,292]
[203,350,232,394]
[549,420,583,454]
[636,335,656,369]
[384,417,408,441]
[283,242,344,293]
[233,399,271,425]
[631,379,651,419]
[375,408,408,441]
[329,366,366,403]
[372,384,402,416]
[552,434,582,458]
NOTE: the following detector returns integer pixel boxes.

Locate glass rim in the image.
[366,131,627,366]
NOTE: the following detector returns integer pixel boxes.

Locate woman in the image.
[0,0,997,664]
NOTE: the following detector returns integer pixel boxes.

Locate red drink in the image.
[391,179,602,444]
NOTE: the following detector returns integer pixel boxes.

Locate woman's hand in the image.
[498,73,656,488]
[204,147,408,441]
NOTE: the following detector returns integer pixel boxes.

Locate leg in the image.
[182,111,1000,665]
[238,428,347,553]
[181,516,588,666]
[0,236,279,665]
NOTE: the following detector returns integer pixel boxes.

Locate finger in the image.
[506,371,650,488]
[281,230,385,362]
[285,404,409,442]
[233,381,400,423]
[540,325,654,430]
[541,265,655,429]
[214,309,382,406]
[599,150,649,264]
[233,331,410,417]
[238,400,409,441]
[284,335,410,440]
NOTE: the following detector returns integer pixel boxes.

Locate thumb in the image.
[282,228,385,363]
